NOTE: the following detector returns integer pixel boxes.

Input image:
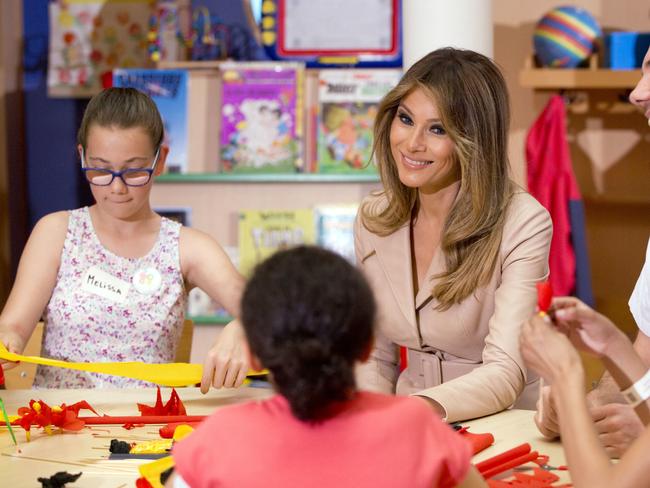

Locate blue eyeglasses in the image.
[80,147,160,187]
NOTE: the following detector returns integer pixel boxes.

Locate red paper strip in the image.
[480,450,539,479]
[459,429,495,455]
[536,282,553,313]
[476,443,531,474]
[159,421,202,439]
[78,415,206,425]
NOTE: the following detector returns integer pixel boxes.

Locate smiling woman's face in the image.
[389,88,459,194]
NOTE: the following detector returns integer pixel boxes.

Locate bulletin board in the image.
[261,0,402,68]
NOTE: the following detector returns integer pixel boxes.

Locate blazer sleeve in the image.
[415,195,553,422]
[353,212,400,394]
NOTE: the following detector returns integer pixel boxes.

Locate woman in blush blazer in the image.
[355,47,552,423]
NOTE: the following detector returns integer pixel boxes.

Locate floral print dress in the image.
[34,207,187,388]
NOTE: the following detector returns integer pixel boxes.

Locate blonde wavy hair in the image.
[361,48,514,310]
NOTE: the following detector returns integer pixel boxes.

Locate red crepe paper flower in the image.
[135,477,154,488]
[137,387,187,417]
[11,399,98,441]
[536,281,553,313]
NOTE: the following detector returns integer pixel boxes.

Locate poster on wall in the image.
[48,0,153,98]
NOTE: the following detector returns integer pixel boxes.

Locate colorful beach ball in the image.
[534,6,602,68]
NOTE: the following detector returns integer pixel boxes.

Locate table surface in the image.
[0,388,569,487]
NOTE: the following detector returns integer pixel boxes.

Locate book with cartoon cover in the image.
[238,209,315,276]
[314,204,358,263]
[113,68,189,173]
[317,69,401,174]
[220,62,304,173]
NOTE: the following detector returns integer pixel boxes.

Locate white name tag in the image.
[81,266,131,303]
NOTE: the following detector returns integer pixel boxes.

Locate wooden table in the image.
[466,409,569,483]
[0,387,273,487]
[0,388,569,487]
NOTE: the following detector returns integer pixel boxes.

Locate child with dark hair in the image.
[168,246,486,488]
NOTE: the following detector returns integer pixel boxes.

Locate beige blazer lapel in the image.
[414,247,445,309]
[368,224,417,329]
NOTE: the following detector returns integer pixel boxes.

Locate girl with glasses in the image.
[0,87,248,390]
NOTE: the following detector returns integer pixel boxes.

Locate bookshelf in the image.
[519,67,639,90]
[519,68,639,90]
[518,54,639,90]
[149,62,388,331]
[157,173,380,183]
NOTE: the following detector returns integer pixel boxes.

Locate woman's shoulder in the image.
[359,192,389,216]
[504,190,551,230]
[500,189,552,251]
[356,192,390,232]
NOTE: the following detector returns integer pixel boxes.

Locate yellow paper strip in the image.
[0,343,267,387]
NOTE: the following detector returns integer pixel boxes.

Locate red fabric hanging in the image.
[526,95,582,296]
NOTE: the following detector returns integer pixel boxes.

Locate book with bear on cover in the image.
[317,69,401,174]
[220,62,304,173]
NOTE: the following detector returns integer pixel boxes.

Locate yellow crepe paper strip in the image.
[139,455,176,488]
[0,342,267,387]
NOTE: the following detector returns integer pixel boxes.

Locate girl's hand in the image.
[0,330,24,370]
[551,297,627,358]
[200,319,250,393]
[520,313,583,385]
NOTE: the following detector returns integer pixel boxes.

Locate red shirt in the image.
[173,391,471,488]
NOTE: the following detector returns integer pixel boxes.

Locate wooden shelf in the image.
[157,60,226,70]
[519,68,639,89]
[189,315,233,325]
[157,173,380,183]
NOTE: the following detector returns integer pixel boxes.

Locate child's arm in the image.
[179,227,248,391]
[0,212,68,367]
[455,466,488,488]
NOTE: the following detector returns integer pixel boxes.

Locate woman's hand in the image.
[534,384,561,439]
[551,297,628,359]
[200,319,250,393]
[520,313,583,385]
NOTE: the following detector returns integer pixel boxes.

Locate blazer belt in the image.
[406,348,476,389]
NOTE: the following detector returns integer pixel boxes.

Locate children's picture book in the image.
[314,204,359,264]
[220,62,304,173]
[238,209,315,276]
[153,206,192,227]
[113,68,189,173]
[317,69,401,174]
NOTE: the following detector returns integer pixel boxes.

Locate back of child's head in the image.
[78,87,164,150]
[241,245,375,422]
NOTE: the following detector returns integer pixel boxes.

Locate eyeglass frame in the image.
[80,146,161,187]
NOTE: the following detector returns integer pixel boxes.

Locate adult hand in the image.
[534,385,560,439]
[200,319,249,393]
[590,402,645,458]
[551,297,627,358]
[520,314,583,385]
[0,331,24,370]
